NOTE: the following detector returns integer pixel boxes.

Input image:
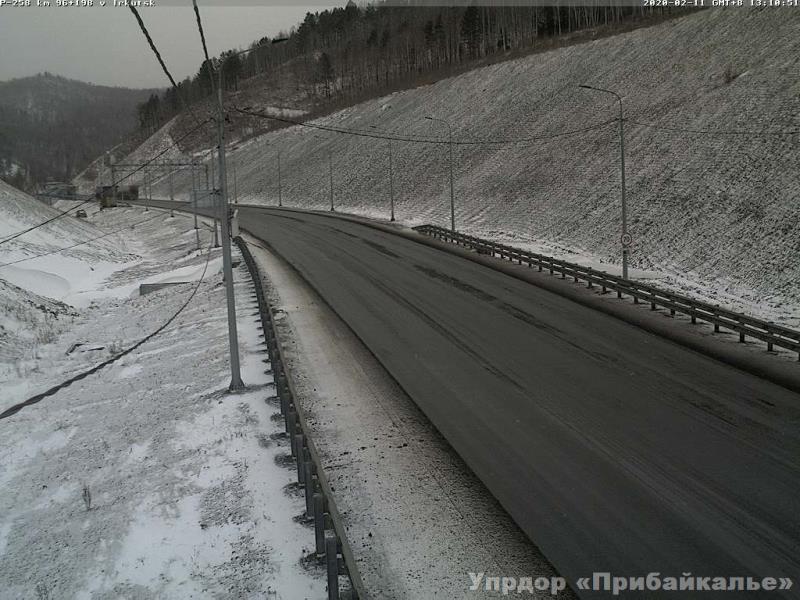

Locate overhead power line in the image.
[129,5,178,89]
[192,0,214,81]
[130,5,211,134]
[629,120,800,137]
[232,106,617,146]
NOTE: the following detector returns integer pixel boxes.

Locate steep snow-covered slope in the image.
[0,180,134,304]
[121,9,800,323]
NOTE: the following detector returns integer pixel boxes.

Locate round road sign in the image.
[621,233,633,247]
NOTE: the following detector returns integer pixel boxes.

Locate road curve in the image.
[161,202,800,596]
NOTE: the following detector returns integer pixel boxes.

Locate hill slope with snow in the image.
[0,180,134,303]
[115,8,800,324]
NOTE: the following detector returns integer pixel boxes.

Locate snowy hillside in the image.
[0,180,134,305]
[0,181,140,390]
[121,9,800,323]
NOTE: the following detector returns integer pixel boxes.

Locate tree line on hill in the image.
[0,73,157,191]
[135,1,687,135]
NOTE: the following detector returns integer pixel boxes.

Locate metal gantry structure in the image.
[112,160,213,245]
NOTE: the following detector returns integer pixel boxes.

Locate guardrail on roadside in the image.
[413,225,800,360]
[234,237,365,600]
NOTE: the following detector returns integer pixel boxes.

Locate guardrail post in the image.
[314,494,326,556]
[292,432,302,459]
[280,384,289,416]
[296,438,306,484]
[326,534,339,600]
[304,459,315,517]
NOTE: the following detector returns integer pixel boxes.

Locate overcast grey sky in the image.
[0,3,343,89]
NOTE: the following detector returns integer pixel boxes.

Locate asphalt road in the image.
[152,201,800,597]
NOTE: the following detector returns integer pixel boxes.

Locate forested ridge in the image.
[136,1,688,135]
[0,73,158,191]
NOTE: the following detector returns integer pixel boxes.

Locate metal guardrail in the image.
[414,225,800,360]
[234,237,364,600]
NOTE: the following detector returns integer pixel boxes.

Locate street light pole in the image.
[216,61,244,391]
[328,151,334,212]
[389,138,395,222]
[277,152,283,207]
[371,124,395,222]
[579,84,629,279]
[425,116,455,232]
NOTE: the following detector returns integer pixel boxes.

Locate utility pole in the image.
[388,138,395,222]
[168,169,174,217]
[193,33,289,392]
[209,148,219,248]
[144,167,149,212]
[425,116,455,232]
[328,151,334,212]
[190,161,200,250]
[579,85,629,279]
[371,124,395,222]
[232,158,238,204]
[110,160,117,210]
[216,63,244,391]
[277,152,283,207]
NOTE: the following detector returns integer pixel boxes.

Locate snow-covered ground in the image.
[110,8,800,328]
[0,180,134,307]
[0,203,324,598]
